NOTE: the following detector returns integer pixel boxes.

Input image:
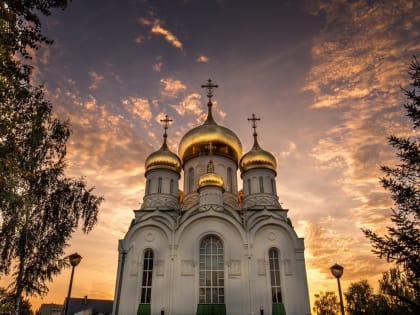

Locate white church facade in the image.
[112,80,311,315]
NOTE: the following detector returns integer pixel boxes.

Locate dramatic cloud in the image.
[160,77,187,97]
[171,93,203,118]
[139,17,183,49]
[299,0,420,299]
[121,97,153,121]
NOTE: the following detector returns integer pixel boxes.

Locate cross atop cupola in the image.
[247,113,262,149]
[160,114,173,138]
[201,79,218,104]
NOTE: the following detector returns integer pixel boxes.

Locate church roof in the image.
[178,79,242,166]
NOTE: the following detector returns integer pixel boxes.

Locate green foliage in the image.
[0,0,103,313]
[312,291,339,315]
[363,56,420,312]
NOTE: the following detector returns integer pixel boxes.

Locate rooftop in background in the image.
[64,297,113,315]
[38,303,63,315]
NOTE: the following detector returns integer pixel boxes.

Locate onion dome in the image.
[239,114,277,173]
[145,115,181,175]
[198,159,224,190]
[178,79,242,165]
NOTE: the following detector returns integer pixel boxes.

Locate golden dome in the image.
[240,115,277,174]
[145,123,181,175]
[178,103,242,165]
[198,172,225,189]
[198,160,224,190]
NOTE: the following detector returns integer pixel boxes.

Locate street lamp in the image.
[330,263,345,315]
[64,253,82,315]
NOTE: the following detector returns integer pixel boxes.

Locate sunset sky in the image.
[4,0,420,311]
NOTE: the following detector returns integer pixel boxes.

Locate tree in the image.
[344,280,377,315]
[0,288,33,315]
[363,56,420,312]
[0,1,103,314]
[378,268,418,314]
[313,291,340,315]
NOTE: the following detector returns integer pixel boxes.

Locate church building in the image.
[112,80,311,315]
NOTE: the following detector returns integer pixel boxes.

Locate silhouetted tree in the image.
[0,288,33,315]
[363,56,420,313]
[313,291,340,315]
[0,1,103,314]
[378,268,419,314]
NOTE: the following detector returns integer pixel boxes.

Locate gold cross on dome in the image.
[248,113,261,134]
[160,115,173,135]
[201,79,218,102]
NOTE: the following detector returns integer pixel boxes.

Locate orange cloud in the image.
[160,77,187,97]
[139,17,183,49]
[121,97,152,121]
[88,70,104,90]
[197,55,209,63]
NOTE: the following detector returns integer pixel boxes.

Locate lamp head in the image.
[69,253,82,267]
[330,263,344,279]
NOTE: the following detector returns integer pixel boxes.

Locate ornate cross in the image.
[248,113,261,135]
[201,79,218,102]
[160,115,173,136]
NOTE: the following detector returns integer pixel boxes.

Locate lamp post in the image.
[330,263,345,315]
[64,253,82,315]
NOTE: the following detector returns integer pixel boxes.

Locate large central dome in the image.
[178,116,242,165]
[178,80,242,165]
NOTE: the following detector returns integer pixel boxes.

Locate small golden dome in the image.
[240,114,277,174]
[145,145,181,174]
[178,103,242,165]
[239,145,277,173]
[198,160,224,190]
[198,172,225,189]
[145,117,181,175]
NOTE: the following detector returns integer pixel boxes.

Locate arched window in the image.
[269,248,282,304]
[247,179,251,195]
[271,178,276,195]
[199,235,224,304]
[157,177,162,193]
[259,176,264,193]
[188,168,194,193]
[227,167,233,192]
[140,249,154,308]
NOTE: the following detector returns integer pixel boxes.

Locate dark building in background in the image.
[63,297,113,315]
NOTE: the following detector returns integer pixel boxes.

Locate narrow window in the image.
[269,248,282,304]
[170,179,174,195]
[247,179,251,195]
[157,177,162,193]
[146,179,150,195]
[140,249,154,304]
[259,176,264,193]
[199,235,224,304]
[188,168,194,193]
[271,178,276,195]
[227,167,233,192]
